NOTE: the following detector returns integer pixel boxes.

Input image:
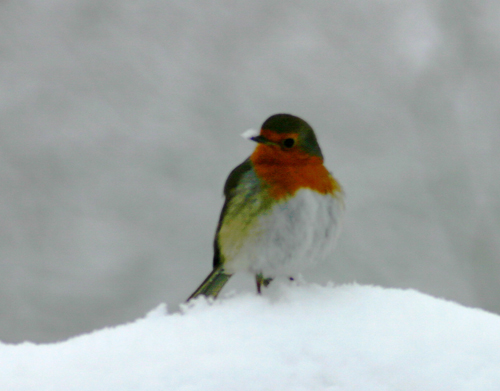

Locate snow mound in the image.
[1,284,499,391]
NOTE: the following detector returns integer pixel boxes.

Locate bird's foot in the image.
[256,273,273,294]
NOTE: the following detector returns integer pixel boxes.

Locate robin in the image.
[187,113,344,301]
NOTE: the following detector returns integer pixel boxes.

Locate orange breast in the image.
[250,144,341,200]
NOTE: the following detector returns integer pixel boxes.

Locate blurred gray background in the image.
[1,0,499,343]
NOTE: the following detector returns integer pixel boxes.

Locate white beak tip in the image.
[241,128,260,140]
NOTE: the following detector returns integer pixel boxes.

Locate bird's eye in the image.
[283,138,295,148]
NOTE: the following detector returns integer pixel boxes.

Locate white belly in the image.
[224,189,344,276]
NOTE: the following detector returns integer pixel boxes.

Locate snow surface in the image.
[1,284,500,391]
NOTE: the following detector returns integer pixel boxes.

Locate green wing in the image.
[213,158,253,269]
[187,159,254,301]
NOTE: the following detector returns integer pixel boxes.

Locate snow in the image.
[2,284,500,391]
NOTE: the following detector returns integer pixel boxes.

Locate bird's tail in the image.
[187,266,232,301]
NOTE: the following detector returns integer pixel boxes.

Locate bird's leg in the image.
[255,273,273,294]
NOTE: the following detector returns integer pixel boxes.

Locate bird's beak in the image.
[241,129,277,146]
[250,135,277,146]
[250,135,268,144]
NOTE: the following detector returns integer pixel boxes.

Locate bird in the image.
[187,113,344,301]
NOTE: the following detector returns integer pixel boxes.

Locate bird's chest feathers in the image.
[221,188,343,275]
[253,161,337,200]
[250,146,339,200]
[218,146,344,275]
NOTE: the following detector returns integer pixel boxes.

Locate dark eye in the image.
[283,138,295,148]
